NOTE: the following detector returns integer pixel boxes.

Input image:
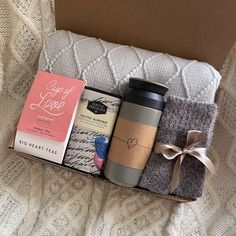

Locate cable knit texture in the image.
[139,96,218,198]
[38,30,221,102]
[0,1,236,235]
[0,60,3,92]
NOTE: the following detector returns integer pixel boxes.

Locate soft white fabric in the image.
[0,1,236,235]
[38,30,221,102]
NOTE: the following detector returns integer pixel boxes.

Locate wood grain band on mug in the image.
[108,117,157,169]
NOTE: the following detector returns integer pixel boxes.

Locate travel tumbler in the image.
[104,78,168,187]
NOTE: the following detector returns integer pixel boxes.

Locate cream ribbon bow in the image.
[153,130,216,192]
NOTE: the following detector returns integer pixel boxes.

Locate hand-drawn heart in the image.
[127,138,138,149]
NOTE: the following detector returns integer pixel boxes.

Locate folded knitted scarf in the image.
[138,96,217,198]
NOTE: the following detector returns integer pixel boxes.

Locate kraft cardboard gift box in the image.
[9,0,236,202]
[55,0,236,70]
[9,71,194,202]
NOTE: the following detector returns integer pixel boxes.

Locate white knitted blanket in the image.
[0,1,236,235]
[38,30,221,103]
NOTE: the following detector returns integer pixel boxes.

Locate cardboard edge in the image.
[8,130,16,149]
[8,133,196,203]
[55,0,236,69]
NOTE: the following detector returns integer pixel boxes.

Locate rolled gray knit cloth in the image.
[138,96,218,198]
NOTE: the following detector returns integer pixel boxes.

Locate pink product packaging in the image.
[14,71,86,164]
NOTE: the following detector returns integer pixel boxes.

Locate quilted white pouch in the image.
[38,30,221,102]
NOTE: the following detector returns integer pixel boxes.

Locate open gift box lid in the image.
[55,0,236,70]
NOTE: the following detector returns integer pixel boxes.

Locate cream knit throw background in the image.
[0,1,236,235]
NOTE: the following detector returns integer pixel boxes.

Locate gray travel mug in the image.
[104,78,168,187]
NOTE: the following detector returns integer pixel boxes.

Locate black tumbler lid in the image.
[129,78,169,96]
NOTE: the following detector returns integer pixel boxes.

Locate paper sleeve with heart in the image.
[108,117,157,169]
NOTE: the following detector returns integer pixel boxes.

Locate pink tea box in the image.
[14,71,86,164]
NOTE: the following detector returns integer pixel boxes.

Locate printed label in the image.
[75,89,120,136]
[17,71,86,142]
[108,117,157,169]
[87,101,107,114]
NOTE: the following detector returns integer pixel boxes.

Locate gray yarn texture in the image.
[138,96,218,198]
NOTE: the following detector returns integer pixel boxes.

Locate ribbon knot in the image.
[153,130,216,193]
